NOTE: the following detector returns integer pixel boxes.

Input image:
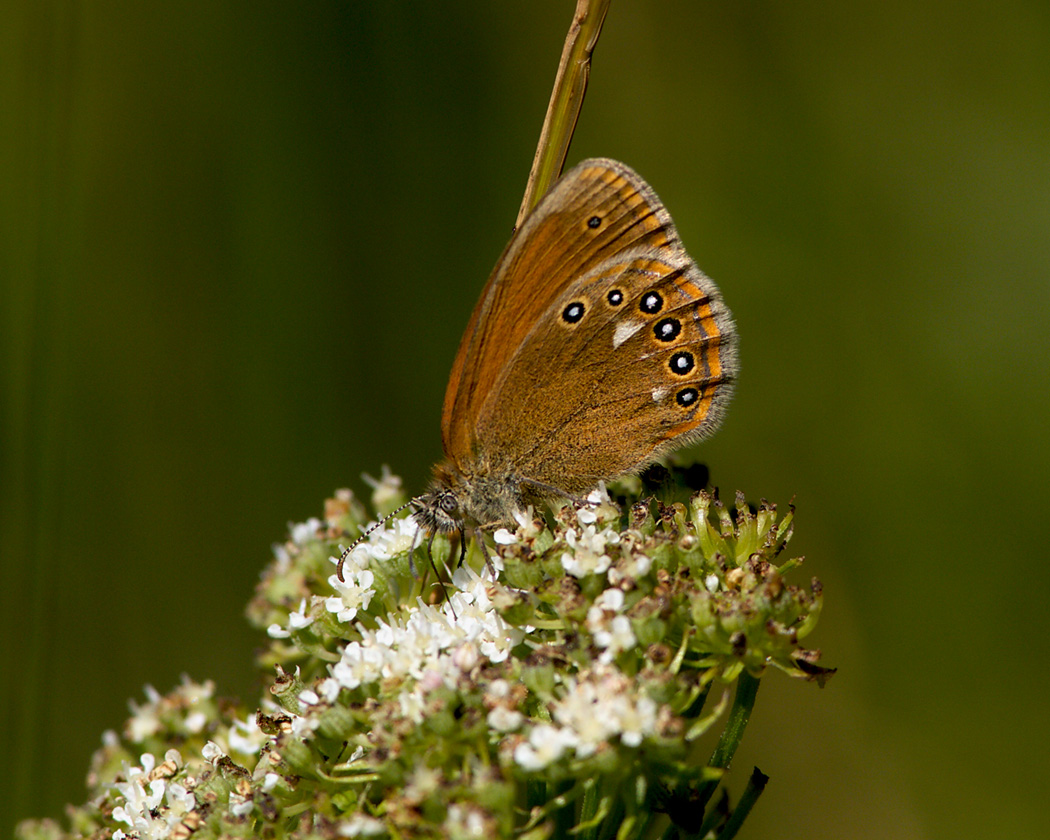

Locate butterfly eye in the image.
[562,301,586,324]
[607,289,624,306]
[653,317,681,342]
[587,215,602,229]
[640,291,664,314]
[439,492,458,513]
[669,351,695,375]
[676,387,700,407]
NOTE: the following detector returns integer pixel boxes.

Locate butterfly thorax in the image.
[414,460,530,535]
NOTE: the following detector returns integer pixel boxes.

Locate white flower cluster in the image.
[561,523,620,578]
[313,564,524,723]
[268,508,405,638]
[513,666,658,770]
[560,486,626,578]
[125,677,214,742]
[326,567,376,624]
[342,509,421,568]
[586,587,637,663]
[111,751,195,840]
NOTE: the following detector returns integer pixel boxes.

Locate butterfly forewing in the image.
[441,160,676,463]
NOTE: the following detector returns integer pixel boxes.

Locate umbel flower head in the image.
[17,469,833,840]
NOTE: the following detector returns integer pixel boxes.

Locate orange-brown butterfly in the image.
[339,158,736,578]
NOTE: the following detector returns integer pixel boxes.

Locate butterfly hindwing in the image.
[440,159,737,493]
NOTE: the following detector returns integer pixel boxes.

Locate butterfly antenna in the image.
[336,497,420,581]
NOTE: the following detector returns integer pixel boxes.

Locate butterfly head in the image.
[415,460,534,537]
[413,487,463,536]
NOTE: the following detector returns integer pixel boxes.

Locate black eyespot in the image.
[670,351,695,374]
[654,317,681,342]
[587,215,602,229]
[562,301,586,323]
[676,387,699,407]
[640,291,664,314]
[607,289,624,306]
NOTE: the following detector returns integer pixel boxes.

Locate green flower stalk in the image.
[17,468,833,840]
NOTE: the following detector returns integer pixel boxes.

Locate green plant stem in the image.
[515,0,612,228]
[709,671,761,770]
[526,778,547,814]
[715,768,769,840]
[576,780,602,839]
[682,671,762,831]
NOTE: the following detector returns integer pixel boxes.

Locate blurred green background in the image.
[3,1,1048,837]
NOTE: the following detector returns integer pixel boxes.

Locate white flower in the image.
[577,484,617,525]
[288,599,315,630]
[126,686,163,741]
[201,741,224,764]
[705,573,720,592]
[270,542,292,573]
[587,588,636,661]
[594,615,637,662]
[561,524,619,578]
[445,803,489,837]
[339,814,386,836]
[487,706,523,732]
[608,551,652,585]
[593,587,625,613]
[513,724,578,770]
[362,464,403,509]
[325,568,376,623]
[577,506,599,525]
[290,517,323,545]
[494,508,540,545]
[398,686,427,723]
[165,781,196,815]
[229,713,266,756]
[512,507,542,539]
[362,515,420,562]
[230,790,254,817]
[268,598,315,638]
[618,695,658,747]
[551,679,618,755]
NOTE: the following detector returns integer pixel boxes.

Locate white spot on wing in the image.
[652,387,669,402]
[613,320,643,348]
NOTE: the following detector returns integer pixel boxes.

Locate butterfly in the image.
[340,158,736,578]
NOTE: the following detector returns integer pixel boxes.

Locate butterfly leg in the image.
[472,526,498,578]
[519,477,598,514]
[425,530,453,614]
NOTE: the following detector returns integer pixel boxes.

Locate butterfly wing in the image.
[441,158,737,492]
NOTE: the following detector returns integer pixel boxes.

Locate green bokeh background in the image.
[3,2,1048,837]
